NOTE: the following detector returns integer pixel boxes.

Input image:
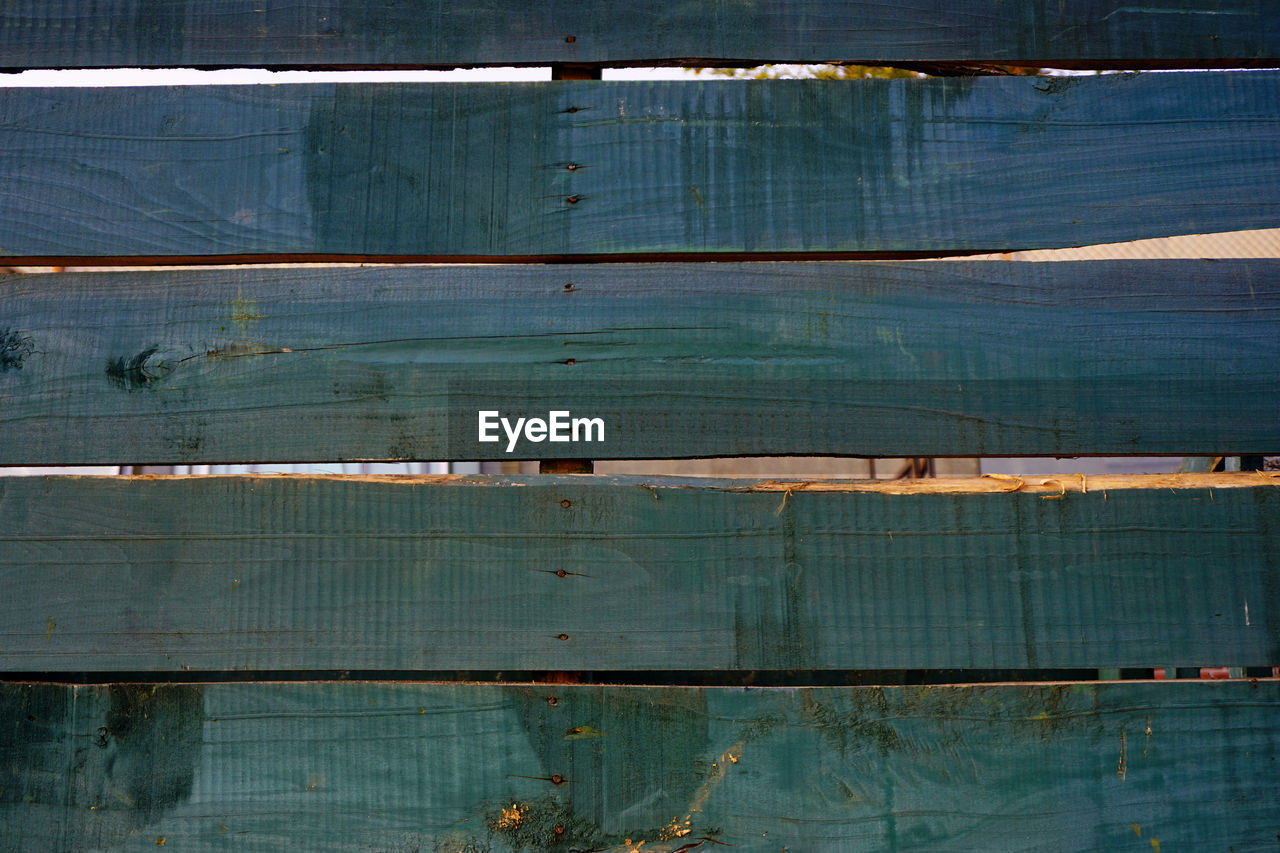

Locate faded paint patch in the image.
[90,685,204,819]
[0,683,203,846]
[874,325,916,363]
[223,290,265,341]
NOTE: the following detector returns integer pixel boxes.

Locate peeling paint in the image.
[481,797,609,851]
[490,802,528,832]
[685,742,744,817]
[799,692,900,755]
[563,724,604,740]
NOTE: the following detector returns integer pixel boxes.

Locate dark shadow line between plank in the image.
[2,60,1278,74]
[1,668,1274,686]
[0,249,1008,267]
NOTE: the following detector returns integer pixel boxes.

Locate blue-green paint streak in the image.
[1,681,1276,851]
[1,74,1278,259]
[0,475,1275,672]
[0,1,1276,68]
[1,261,1277,464]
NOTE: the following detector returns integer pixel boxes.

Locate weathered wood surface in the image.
[4,261,1278,464]
[2,680,1277,851]
[2,1,1278,69]
[1,474,1275,672]
[2,74,1279,261]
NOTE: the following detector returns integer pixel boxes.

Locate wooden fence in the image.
[1,3,1278,850]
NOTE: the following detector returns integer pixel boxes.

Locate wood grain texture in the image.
[2,73,1279,260]
[1,474,1275,672]
[4,261,1279,464]
[2,680,1277,851]
[1,1,1278,69]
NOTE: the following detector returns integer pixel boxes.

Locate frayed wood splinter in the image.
[1040,478,1068,499]
[981,473,1025,492]
[773,481,812,515]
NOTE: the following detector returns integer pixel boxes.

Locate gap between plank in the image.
[3,670,1276,687]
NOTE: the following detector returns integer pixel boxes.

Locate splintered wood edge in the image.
[34,471,1280,494]
[735,471,1280,495]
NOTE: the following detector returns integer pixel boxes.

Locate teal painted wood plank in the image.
[2,74,1279,260]
[1,474,1275,671]
[2,1,1278,69]
[3,261,1278,464]
[1,681,1277,851]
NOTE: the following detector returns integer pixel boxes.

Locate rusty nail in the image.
[566,163,579,171]
[555,569,568,578]
[563,282,575,292]
[564,358,576,366]
[560,499,571,508]
[550,773,566,785]
[547,696,559,707]
[557,633,570,642]
[554,825,566,836]
[565,35,576,43]
[566,195,582,204]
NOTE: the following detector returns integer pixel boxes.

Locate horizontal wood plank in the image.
[1,74,1278,260]
[3,261,1278,464]
[1,1,1278,69]
[1,474,1275,672]
[2,680,1277,851]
